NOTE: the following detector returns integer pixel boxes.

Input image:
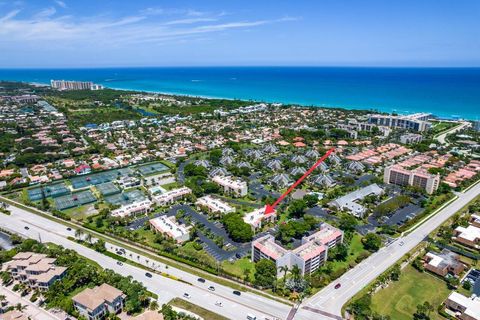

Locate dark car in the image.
[24,226,29,230]
[116,261,123,266]
[145,272,152,278]
[233,290,241,296]
[197,278,206,283]
[208,286,215,291]
[334,283,341,289]
[67,227,72,231]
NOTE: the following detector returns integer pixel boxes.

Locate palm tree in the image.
[74,228,83,240]
[149,300,159,310]
[85,233,93,244]
[279,265,289,284]
[291,265,301,283]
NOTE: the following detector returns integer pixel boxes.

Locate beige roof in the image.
[31,266,67,283]
[73,283,124,311]
[12,252,34,260]
[1,310,29,320]
[134,310,165,320]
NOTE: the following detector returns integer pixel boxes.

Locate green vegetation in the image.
[167,298,229,320]
[374,195,411,216]
[254,259,277,288]
[222,212,253,242]
[1,239,152,317]
[371,266,450,320]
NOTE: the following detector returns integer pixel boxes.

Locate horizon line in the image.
[1,65,480,70]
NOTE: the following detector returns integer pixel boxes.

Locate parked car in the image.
[183,293,191,299]
[197,278,206,283]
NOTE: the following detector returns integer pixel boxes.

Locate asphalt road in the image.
[435,121,470,145]
[0,204,297,320]
[301,181,480,319]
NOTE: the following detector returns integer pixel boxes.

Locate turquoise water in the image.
[0,67,479,119]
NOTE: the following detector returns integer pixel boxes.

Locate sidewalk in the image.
[0,285,67,320]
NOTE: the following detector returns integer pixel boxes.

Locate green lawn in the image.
[371,265,450,320]
[169,298,229,320]
[330,233,367,271]
[222,257,256,280]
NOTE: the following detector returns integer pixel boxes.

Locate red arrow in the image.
[264,147,335,214]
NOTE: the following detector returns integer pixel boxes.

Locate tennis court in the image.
[96,182,121,196]
[70,167,134,189]
[105,189,146,206]
[54,190,97,210]
[136,162,169,176]
[28,183,70,201]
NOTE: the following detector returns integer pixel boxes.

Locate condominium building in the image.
[384,165,440,194]
[329,184,384,217]
[400,133,423,144]
[196,195,235,215]
[212,175,248,197]
[454,225,480,249]
[469,214,480,228]
[152,187,192,206]
[1,252,67,291]
[50,80,103,91]
[252,223,343,276]
[444,292,480,320]
[423,249,464,277]
[243,207,277,230]
[368,113,432,132]
[110,199,153,218]
[72,284,125,320]
[149,215,191,243]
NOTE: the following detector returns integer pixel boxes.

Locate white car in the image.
[183,293,191,299]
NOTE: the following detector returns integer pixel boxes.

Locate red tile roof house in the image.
[75,164,92,175]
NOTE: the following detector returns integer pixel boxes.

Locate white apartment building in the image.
[196,195,235,215]
[110,199,153,218]
[212,175,248,197]
[445,292,480,320]
[149,216,191,243]
[152,187,192,206]
[243,207,277,230]
[252,223,344,276]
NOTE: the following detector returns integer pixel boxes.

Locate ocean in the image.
[0,67,479,120]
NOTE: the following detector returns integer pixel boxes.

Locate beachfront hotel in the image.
[251,223,343,277]
[368,112,432,132]
[50,79,103,91]
[384,165,440,194]
[212,175,248,197]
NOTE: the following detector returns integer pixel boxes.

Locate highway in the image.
[435,121,470,145]
[0,204,297,320]
[2,180,479,320]
[301,181,480,319]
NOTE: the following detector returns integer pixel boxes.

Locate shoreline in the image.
[12,79,478,121]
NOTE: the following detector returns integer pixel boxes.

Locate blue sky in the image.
[1,0,479,67]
